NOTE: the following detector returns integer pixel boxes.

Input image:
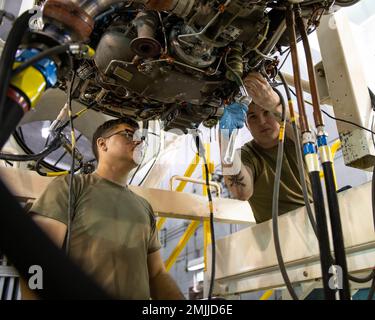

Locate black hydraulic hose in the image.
[309,171,336,300]
[287,85,375,287]
[205,160,216,300]
[0,11,33,126]
[35,156,82,177]
[0,134,62,161]
[335,0,361,7]
[297,5,350,298]
[322,162,351,299]
[348,270,375,284]
[194,133,216,300]
[278,72,318,238]
[0,96,25,149]
[12,44,71,77]
[66,71,76,255]
[0,178,110,299]
[271,88,299,300]
[368,277,375,300]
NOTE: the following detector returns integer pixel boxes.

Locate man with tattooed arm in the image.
[219,73,312,224]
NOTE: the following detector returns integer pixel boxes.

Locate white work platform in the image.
[205,181,375,297]
[0,167,255,225]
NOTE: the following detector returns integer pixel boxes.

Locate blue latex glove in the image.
[219,102,248,135]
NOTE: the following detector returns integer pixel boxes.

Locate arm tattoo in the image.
[228,173,246,188]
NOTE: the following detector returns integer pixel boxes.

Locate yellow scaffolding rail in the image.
[165,221,201,272]
[160,144,217,272]
[259,290,274,300]
[156,153,200,231]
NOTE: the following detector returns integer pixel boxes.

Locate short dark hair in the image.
[92,117,139,161]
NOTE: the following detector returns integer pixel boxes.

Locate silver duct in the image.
[71,0,195,19]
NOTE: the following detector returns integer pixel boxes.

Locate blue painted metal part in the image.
[317,135,328,147]
[15,48,58,88]
[303,142,316,156]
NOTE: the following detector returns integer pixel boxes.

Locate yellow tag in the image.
[278,125,285,141]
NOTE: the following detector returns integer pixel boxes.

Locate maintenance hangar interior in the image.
[0,0,374,301]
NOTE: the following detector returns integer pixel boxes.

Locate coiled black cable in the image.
[0,134,62,161]
[35,156,82,177]
[348,270,375,284]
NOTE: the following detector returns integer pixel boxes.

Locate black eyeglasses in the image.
[104,129,145,143]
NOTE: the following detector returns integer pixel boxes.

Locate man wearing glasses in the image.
[26,118,184,300]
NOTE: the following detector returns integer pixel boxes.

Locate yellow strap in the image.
[46,171,69,177]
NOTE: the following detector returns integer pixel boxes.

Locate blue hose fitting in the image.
[15,48,58,88]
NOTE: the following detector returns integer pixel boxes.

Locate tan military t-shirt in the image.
[241,137,313,224]
[30,173,161,299]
